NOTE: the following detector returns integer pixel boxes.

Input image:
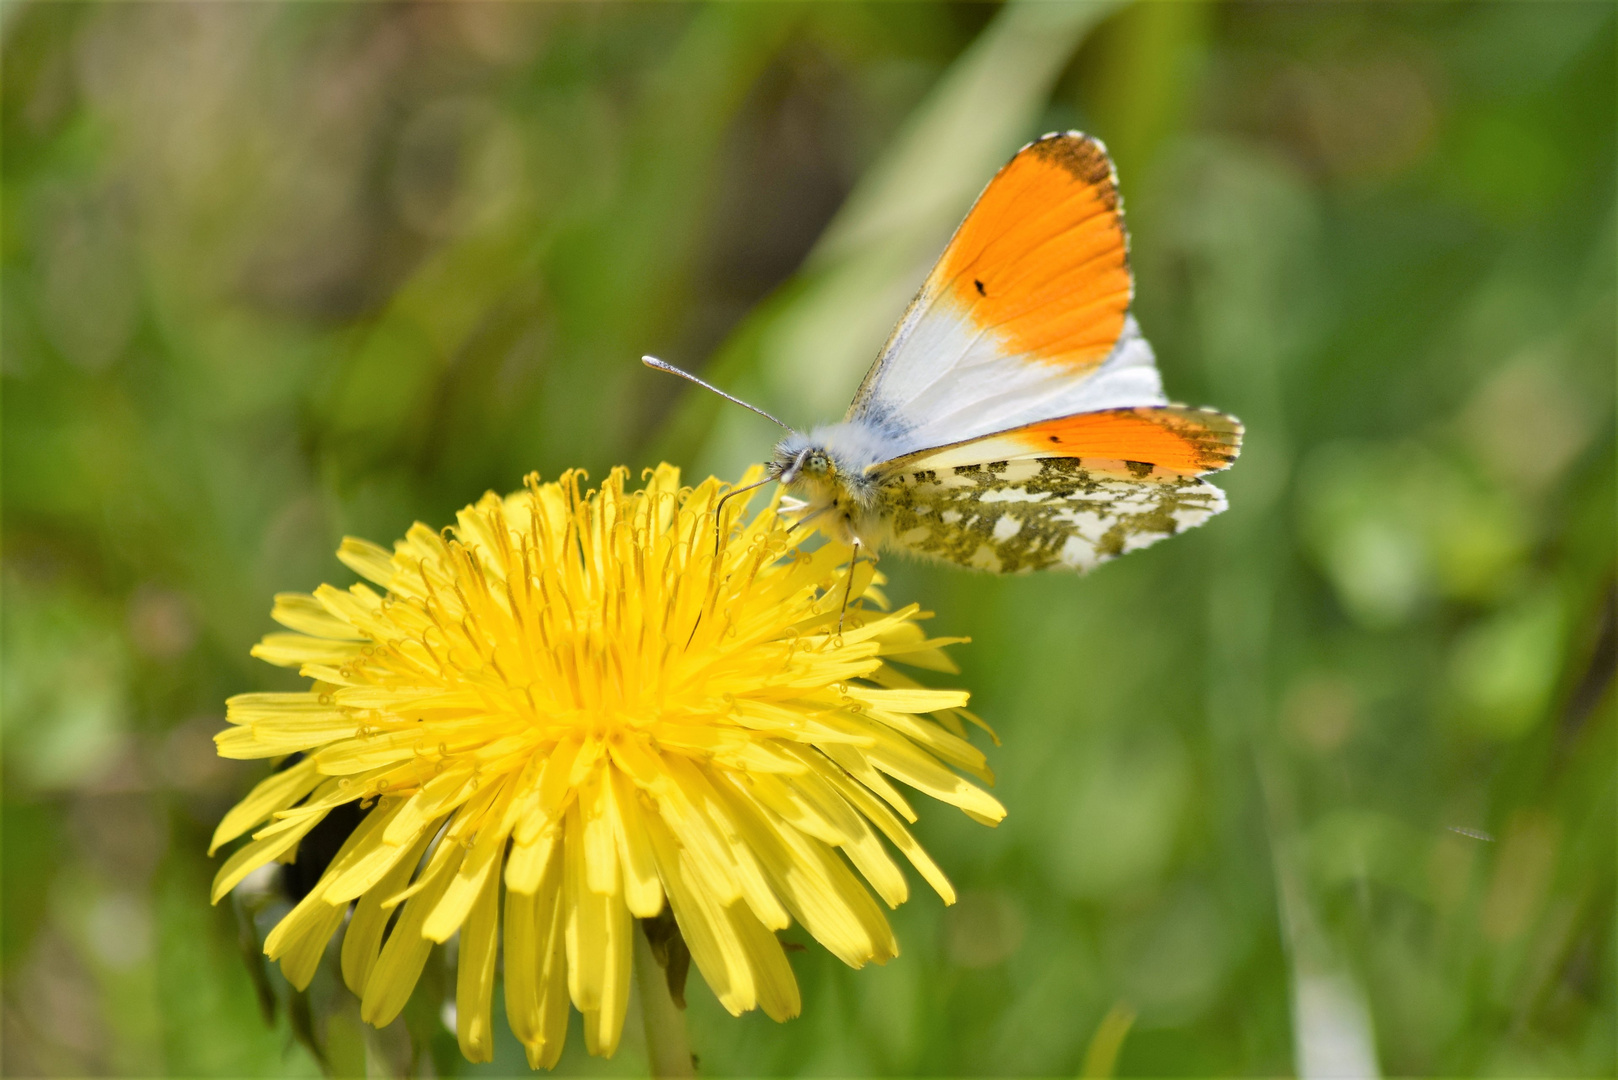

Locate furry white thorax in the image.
[770,420,909,547]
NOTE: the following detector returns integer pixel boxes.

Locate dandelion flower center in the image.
[210,464,1003,1069]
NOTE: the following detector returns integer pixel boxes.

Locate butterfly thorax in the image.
[770,421,903,548]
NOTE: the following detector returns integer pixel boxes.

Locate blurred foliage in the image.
[2,2,1613,1077]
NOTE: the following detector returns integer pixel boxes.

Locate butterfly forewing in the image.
[847,133,1157,457]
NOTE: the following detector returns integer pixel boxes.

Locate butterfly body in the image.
[671,131,1242,574]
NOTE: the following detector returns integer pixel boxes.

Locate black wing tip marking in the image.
[1026,129,1109,158]
[1027,132,1116,190]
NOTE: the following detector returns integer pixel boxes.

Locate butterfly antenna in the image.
[642,355,795,432]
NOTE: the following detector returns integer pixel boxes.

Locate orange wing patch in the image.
[1016,407,1242,475]
[933,133,1131,372]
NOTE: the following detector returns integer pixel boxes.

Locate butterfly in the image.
[646,131,1241,575]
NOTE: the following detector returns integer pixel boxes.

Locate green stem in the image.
[635,921,695,1078]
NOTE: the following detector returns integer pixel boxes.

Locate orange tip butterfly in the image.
[647,131,1242,574]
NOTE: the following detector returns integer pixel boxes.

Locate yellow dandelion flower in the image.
[210,464,1002,1068]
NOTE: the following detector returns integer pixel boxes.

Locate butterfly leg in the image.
[690,476,777,649]
[711,475,776,558]
[837,537,862,637]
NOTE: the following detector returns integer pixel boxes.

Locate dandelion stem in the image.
[635,921,695,1078]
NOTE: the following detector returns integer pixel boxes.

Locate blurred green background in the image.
[3,2,1613,1077]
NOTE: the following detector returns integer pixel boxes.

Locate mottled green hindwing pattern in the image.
[877,457,1227,573]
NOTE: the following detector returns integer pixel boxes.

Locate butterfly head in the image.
[770,422,895,489]
[767,423,899,547]
[770,444,832,487]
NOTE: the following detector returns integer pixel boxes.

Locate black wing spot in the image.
[1048,435,1060,443]
[974,279,986,296]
